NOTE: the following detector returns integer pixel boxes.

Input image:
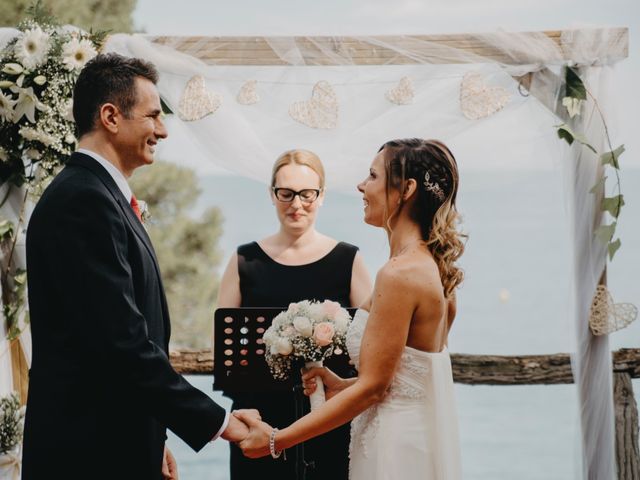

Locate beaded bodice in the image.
[346,309,451,461]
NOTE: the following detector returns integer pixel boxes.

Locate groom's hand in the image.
[220,409,256,443]
[162,446,178,480]
[234,409,272,458]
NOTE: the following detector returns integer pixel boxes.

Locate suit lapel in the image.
[66,153,163,282]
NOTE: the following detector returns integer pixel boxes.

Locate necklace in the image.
[392,238,425,257]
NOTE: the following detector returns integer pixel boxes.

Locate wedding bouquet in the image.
[263,299,352,410]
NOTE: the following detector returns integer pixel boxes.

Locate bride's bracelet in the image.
[269,428,284,459]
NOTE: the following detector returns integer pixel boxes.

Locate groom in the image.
[22,53,251,480]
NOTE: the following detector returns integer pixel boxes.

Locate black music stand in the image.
[213,307,356,480]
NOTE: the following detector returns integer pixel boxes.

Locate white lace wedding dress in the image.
[346,309,462,479]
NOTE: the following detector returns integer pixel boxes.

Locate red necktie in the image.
[130,195,142,222]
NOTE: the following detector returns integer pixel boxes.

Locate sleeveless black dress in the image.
[227,241,359,480]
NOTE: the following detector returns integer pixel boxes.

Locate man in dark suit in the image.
[22,53,250,479]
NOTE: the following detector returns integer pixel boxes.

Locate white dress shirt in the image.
[77,149,132,202]
[76,149,230,441]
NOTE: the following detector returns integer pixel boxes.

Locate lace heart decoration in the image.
[460,72,511,120]
[289,81,338,129]
[237,80,259,105]
[386,76,414,105]
[178,75,222,121]
[589,285,638,336]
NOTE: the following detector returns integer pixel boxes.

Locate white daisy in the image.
[61,38,97,71]
[14,27,51,70]
[0,91,16,122]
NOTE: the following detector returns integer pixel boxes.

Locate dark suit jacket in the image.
[22,152,226,479]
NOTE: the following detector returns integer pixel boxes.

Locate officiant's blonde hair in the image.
[271,149,326,190]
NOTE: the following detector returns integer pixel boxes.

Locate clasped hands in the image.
[226,365,347,458]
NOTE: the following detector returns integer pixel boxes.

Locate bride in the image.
[236,138,466,479]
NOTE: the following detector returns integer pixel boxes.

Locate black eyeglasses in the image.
[272,187,321,203]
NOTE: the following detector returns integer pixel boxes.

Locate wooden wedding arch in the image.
[150,28,639,479]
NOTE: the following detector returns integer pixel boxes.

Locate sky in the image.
[132,0,639,172]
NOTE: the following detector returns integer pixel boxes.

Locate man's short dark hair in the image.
[73,53,159,138]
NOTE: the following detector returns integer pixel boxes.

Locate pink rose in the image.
[313,322,335,347]
[322,300,342,320]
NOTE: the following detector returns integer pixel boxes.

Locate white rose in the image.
[307,302,324,320]
[281,325,296,337]
[64,133,76,144]
[263,328,277,346]
[334,312,350,334]
[272,312,287,328]
[274,337,293,356]
[293,316,313,337]
[33,75,47,86]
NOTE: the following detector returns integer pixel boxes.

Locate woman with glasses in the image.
[217,149,372,480]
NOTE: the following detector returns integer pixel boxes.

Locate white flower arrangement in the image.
[0,8,104,191]
[0,392,25,455]
[263,299,352,409]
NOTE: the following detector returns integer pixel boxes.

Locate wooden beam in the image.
[614,373,640,480]
[169,347,640,384]
[145,28,628,66]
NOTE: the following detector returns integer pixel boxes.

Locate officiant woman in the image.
[217,148,372,480]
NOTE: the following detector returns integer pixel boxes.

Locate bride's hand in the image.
[301,366,346,400]
[233,410,273,458]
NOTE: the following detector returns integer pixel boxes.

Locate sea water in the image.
[167,169,639,479]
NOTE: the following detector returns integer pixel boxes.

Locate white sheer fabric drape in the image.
[560,65,616,480]
[0,25,623,477]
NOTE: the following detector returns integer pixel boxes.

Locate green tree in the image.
[0,0,137,33]
[130,161,224,349]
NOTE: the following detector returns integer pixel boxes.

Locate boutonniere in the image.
[137,199,151,224]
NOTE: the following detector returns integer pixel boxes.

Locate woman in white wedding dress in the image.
[236,138,466,479]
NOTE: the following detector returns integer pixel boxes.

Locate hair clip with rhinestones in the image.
[423,171,445,201]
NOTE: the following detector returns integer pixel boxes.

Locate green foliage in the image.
[602,195,624,218]
[607,238,621,261]
[0,215,28,341]
[557,66,627,263]
[130,161,224,349]
[0,0,137,33]
[594,222,616,245]
[555,124,596,153]
[564,67,587,100]
[600,145,625,169]
[0,219,13,239]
